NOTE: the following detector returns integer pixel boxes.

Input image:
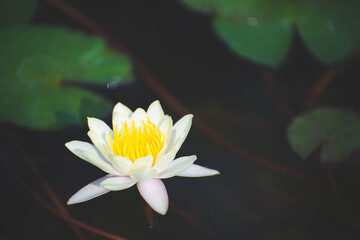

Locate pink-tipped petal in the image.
[137,178,169,215]
[177,164,220,177]
[67,175,111,205]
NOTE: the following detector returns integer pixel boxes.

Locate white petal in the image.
[130,167,157,182]
[65,140,96,159]
[168,132,187,153]
[65,141,119,175]
[167,114,193,151]
[160,116,172,144]
[176,164,220,177]
[130,155,153,171]
[153,149,177,173]
[130,108,149,127]
[108,155,133,175]
[156,116,173,161]
[82,151,122,175]
[112,113,130,131]
[100,176,137,191]
[113,102,132,118]
[87,117,112,139]
[156,155,197,179]
[67,175,111,205]
[87,131,113,160]
[137,179,168,215]
[147,100,165,126]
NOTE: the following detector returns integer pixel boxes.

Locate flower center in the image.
[110,119,165,162]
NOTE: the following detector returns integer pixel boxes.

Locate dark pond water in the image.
[1,0,360,239]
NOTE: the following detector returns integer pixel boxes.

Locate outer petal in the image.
[88,131,113,160]
[147,100,165,126]
[113,102,132,118]
[130,167,157,182]
[87,117,112,139]
[65,141,119,175]
[100,176,137,191]
[168,132,187,153]
[156,155,197,179]
[176,164,220,177]
[159,116,173,143]
[153,149,177,173]
[167,114,193,151]
[137,178,168,215]
[156,116,173,161]
[67,175,111,205]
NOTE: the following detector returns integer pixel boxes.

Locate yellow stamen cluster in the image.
[110,120,165,162]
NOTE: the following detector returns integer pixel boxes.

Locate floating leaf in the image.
[180,0,360,66]
[297,0,360,64]
[0,0,37,27]
[214,18,292,66]
[287,108,360,163]
[0,25,133,130]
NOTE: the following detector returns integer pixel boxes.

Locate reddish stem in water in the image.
[305,54,360,110]
[326,168,344,212]
[143,201,156,228]
[305,67,342,110]
[170,203,218,237]
[0,146,127,240]
[7,133,85,240]
[44,0,125,53]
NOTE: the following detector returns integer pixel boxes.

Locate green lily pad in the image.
[0,25,133,130]
[287,108,360,163]
[214,17,292,66]
[297,0,360,64]
[0,0,37,27]
[180,0,360,66]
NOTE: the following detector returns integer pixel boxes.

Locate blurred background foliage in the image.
[0,0,360,239]
[0,0,133,130]
[288,108,360,163]
[181,0,360,66]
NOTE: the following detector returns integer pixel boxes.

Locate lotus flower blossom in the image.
[65,100,219,215]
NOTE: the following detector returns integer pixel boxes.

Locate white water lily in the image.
[66,100,219,215]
